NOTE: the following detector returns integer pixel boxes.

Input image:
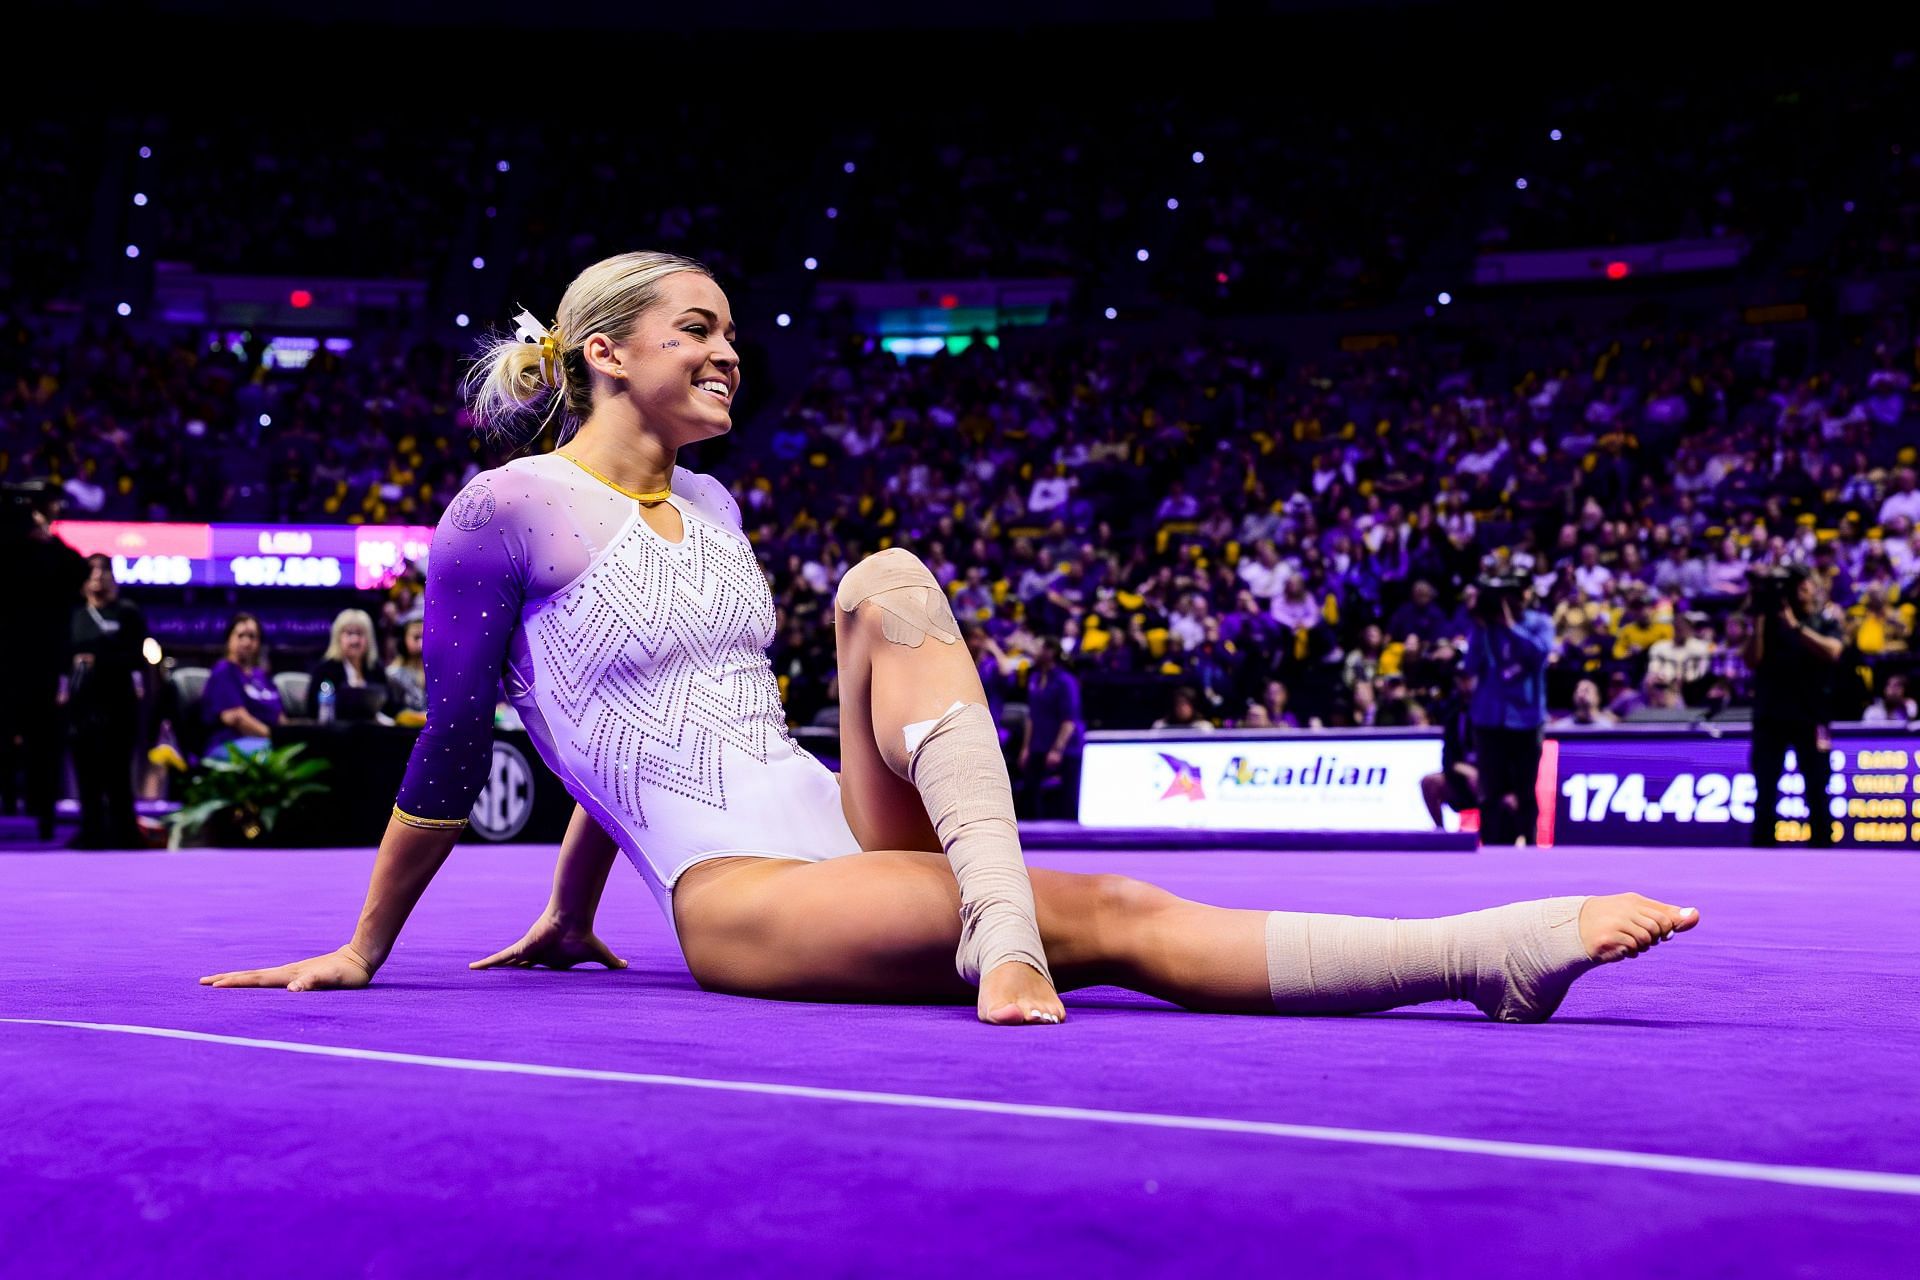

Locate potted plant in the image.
[165,742,332,849]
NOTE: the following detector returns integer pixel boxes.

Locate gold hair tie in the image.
[538,331,564,388]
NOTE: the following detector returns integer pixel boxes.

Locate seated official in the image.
[203,613,282,759]
[384,617,428,715]
[305,608,394,724]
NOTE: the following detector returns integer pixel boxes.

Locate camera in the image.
[1,480,59,540]
[1746,564,1805,615]
[1473,570,1530,621]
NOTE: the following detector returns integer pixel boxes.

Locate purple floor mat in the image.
[3,844,1916,1277]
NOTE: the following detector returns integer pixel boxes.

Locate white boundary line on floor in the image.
[9,1017,1919,1198]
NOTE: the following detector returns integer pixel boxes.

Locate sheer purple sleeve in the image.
[391,475,530,827]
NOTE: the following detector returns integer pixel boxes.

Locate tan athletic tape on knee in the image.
[907,700,1051,986]
[1263,897,1593,1023]
[836,548,960,648]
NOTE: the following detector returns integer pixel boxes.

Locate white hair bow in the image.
[511,308,562,388]
[511,308,549,344]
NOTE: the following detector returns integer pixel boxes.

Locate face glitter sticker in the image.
[451,483,496,532]
[661,340,681,349]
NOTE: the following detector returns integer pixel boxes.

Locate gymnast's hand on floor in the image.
[470,912,628,972]
[979,960,1066,1026]
[200,945,374,991]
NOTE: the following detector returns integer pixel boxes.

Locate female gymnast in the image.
[203,251,1699,1025]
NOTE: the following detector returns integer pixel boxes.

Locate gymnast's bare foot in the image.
[1580,893,1701,962]
[979,960,1066,1026]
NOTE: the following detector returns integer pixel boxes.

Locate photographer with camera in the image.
[1460,572,1558,845]
[1742,565,1843,848]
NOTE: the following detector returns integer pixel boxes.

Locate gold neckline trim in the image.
[558,452,672,505]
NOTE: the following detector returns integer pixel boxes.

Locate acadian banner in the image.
[1078,732,1442,832]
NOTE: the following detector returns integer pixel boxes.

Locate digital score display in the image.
[1544,732,1920,848]
[53,521,435,591]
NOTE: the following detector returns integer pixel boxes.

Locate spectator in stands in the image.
[1706,614,1755,702]
[1270,575,1323,631]
[1237,702,1274,728]
[1646,612,1714,692]
[965,625,1020,747]
[1704,537,1752,598]
[1258,678,1301,729]
[1550,679,1618,727]
[1848,587,1910,655]
[64,554,149,849]
[1373,671,1421,727]
[1387,579,1447,644]
[1861,674,1918,723]
[1651,539,1709,602]
[1343,624,1385,690]
[1612,593,1673,664]
[384,617,428,715]
[1237,539,1290,607]
[951,565,995,625]
[1573,544,1614,601]
[1444,584,1482,645]
[1153,685,1215,732]
[305,609,392,723]
[1027,463,1075,521]
[1015,638,1083,819]
[202,614,282,759]
[1878,467,1920,528]
[1154,481,1200,523]
[1624,675,1686,720]
[1605,671,1646,719]
[1168,592,1210,652]
[1348,679,1379,727]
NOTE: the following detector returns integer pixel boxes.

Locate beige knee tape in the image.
[1264,897,1593,1023]
[908,700,1051,986]
[836,548,960,648]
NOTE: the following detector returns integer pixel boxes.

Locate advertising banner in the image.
[1079,733,1443,831]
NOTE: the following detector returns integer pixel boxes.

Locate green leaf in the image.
[166,799,232,830]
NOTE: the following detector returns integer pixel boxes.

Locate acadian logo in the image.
[1157,753,1207,802]
[1223,755,1388,789]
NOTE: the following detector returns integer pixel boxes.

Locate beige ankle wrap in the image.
[908,701,1051,986]
[1264,896,1595,1023]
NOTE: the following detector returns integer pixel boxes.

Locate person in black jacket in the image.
[1743,566,1844,847]
[304,608,392,723]
[67,555,150,849]
[1,484,89,841]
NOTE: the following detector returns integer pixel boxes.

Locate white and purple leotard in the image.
[393,454,862,936]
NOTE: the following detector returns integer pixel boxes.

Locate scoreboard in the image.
[52,521,435,592]
[1543,729,1920,848]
